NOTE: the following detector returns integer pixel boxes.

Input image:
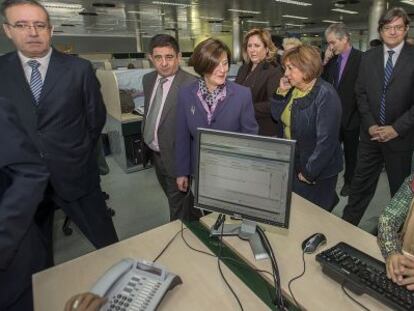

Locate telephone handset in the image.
[90,258,182,311]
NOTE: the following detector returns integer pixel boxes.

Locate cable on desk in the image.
[287,250,306,311]
[217,216,244,311]
[256,226,286,310]
[153,228,184,262]
[341,282,371,311]
[180,216,276,308]
[220,255,275,304]
[180,219,216,257]
[221,256,273,277]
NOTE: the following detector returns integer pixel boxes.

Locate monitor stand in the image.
[210,218,268,260]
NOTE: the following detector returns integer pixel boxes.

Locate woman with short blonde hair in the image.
[282,37,302,52]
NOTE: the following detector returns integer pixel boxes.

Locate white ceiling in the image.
[2,0,414,38]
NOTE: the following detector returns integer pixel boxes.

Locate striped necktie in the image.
[379,50,395,125]
[27,60,43,105]
[143,77,168,145]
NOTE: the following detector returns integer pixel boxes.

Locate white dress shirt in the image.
[18,48,52,83]
[383,41,404,67]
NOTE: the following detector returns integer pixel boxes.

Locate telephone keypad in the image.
[106,276,164,311]
[92,259,182,311]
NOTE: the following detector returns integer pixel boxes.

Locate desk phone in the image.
[90,258,182,311]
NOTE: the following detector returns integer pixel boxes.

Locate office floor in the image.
[53,156,390,264]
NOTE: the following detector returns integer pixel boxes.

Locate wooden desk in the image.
[33,221,269,311]
[201,193,392,311]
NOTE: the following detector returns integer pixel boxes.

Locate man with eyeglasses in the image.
[142,34,197,221]
[0,0,118,267]
[342,7,414,229]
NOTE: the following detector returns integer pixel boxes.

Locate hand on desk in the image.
[387,253,414,290]
[65,293,106,311]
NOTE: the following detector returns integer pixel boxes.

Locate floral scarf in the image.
[196,78,226,124]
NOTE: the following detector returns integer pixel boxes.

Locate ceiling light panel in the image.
[285,23,304,27]
[246,20,269,24]
[228,9,261,14]
[322,19,341,23]
[401,0,414,6]
[200,16,224,21]
[282,14,308,20]
[41,2,83,10]
[127,10,165,16]
[274,0,312,6]
[152,1,192,8]
[331,8,358,14]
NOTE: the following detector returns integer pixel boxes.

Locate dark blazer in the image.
[322,47,362,130]
[0,49,117,249]
[235,61,283,136]
[0,98,48,310]
[271,78,343,182]
[142,69,196,177]
[356,44,414,151]
[175,80,259,177]
[0,49,105,201]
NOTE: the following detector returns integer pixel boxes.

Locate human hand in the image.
[323,47,334,65]
[368,125,380,139]
[397,255,414,290]
[176,176,189,192]
[373,126,399,142]
[386,253,405,284]
[279,77,292,93]
[298,172,313,184]
[64,293,106,311]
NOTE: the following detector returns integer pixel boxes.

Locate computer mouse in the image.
[301,233,327,254]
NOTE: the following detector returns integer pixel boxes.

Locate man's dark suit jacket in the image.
[0,49,117,248]
[0,49,105,201]
[142,69,196,177]
[322,47,362,131]
[0,98,49,310]
[235,61,283,136]
[356,44,414,151]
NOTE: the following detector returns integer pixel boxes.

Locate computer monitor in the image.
[194,128,295,260]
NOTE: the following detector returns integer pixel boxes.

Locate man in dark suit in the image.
[0,97,48,311]
[0,0,118,260]
[142,34,196,221]
[342,7,414,226]
[322,23,362,197]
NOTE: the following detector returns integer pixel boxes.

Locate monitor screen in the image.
[194,129,295,228]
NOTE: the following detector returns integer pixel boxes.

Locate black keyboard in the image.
[316,242,414,311]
